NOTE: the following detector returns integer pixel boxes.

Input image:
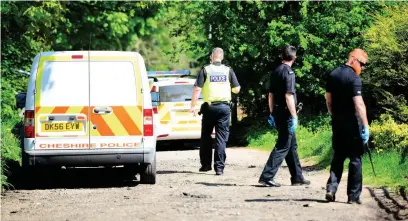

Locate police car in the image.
[148,70,215,141]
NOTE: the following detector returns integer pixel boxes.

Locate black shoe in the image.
[199,166,212,172]
[347,199,362,205]
[259,179,281,187]
[291,179,311,186]
[325,192,336,202]
[215,171,223,176]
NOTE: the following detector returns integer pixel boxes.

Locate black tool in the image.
[365,142,376,176]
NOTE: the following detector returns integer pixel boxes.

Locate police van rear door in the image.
[89,52,143,149]
[34,52,90,150]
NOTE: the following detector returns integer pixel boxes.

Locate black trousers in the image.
[259,108,304,182]
[200,102,230,172]
[327,120,363,201]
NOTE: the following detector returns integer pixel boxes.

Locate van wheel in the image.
[140,154,156,184]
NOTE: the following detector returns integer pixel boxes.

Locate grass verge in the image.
[246,118,408,194]
[1,117,22,191]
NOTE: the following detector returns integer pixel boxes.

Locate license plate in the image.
[42,122,83,132]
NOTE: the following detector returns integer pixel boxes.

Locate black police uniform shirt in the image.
[194,61,240,91]
[269,63,297,107]
[326,64,362,118]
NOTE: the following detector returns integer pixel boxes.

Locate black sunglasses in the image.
[356,58,367,68]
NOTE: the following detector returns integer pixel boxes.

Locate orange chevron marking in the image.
[90,106,114,136]
[112,106,142,135]
[51,106,69,114]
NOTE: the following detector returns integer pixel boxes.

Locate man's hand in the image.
[267,114,276,129]
[361,126,370,144]
[288,115,298,133]
[190,107,197,117]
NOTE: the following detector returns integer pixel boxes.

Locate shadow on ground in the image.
[5,166,140,191]
[245,198,336,204]
[367,187,408,220]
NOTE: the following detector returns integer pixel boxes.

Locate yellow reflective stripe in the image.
[91,127,101,136]
[101,114,128,136]
[36,107,55,114]
[35,61,45,106]
[124,106,142,131]
[66,106,84,114]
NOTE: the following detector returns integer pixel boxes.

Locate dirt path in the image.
[1,148,395,221]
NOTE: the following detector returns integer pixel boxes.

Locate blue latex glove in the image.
[267,114,276,128]
[361,126,370,144]
[288,116,298,133]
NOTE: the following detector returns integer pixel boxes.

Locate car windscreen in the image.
[159,85,202,102]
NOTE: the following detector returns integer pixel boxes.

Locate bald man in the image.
[325,49,369,204]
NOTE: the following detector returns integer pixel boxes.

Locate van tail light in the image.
[153,107,158,114]
[143,109,153,136]
[24,110,35,138]
[151,86,157,92]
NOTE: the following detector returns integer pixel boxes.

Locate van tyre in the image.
[140,154,156,184]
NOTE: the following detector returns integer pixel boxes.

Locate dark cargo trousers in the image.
[327,118,364,201]
[200,102,230,173]
[259,108,304,183]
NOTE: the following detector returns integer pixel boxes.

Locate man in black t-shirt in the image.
[325,48,370,205]
[258,45,310,187]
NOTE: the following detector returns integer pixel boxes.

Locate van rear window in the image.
[159,85,202,102]
[90,61,137,106]
[39,61,137,107]
[40,61,89,106]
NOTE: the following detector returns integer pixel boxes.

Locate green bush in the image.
[370,114,408,153]
[1,117,22,190]
[364,5,408,123]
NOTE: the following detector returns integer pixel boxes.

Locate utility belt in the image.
[198,101,231,115]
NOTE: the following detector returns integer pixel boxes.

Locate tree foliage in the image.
[1,1,180,120]
[168,1,402,118]
[364,5,408,123]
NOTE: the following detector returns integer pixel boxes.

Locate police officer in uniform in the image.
[325,49,369,204]
[258,45,310,187]
[190,47,241,175]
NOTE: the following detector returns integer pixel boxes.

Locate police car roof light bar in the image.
[147,70,191,77]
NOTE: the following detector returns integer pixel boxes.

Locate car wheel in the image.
[140,154,156,184]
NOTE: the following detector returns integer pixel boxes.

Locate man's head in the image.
[282,45,297,62]
[346,48,368,75]
[211,47,224,63]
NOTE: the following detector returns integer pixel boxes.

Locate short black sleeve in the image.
[194,68,205,88]
[352,75,362,96]
[285,71,296,94]
[269,72,276,93]
[229,68,240,88]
